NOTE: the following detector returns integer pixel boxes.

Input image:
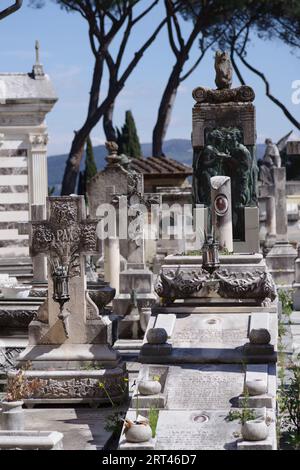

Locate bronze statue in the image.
[193,127,258,238]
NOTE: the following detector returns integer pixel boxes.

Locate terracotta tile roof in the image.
[130,156,192,176]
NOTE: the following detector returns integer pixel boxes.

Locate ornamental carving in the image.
[50,200,78,226]
[29,134,49,147]
[31,197,98,278]
[13,374,128,400]
[0,309,36,328]
[155,267,277,304]
[192,85,255,104]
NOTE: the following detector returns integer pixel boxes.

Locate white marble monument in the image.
[0,42,57,261]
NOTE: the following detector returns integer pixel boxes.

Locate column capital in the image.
[29,133,49,149]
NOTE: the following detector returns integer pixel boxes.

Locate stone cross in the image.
[35,40,40,65]
[31,196,98,274]
[30,196,99,341]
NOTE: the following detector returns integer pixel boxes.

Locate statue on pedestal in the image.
[258,138,281,185]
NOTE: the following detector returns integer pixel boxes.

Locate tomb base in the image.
[12,349,127,405]
[266,241,297,288]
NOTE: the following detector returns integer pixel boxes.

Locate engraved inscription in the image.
[165,366,244,409]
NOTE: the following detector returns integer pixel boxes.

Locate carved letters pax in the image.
[31,197,98,277]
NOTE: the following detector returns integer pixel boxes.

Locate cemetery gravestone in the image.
[16,196,127,405]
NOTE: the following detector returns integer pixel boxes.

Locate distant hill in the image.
[48,139,265,193]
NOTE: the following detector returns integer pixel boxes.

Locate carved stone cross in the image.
[31,196,98,277]
[29,196,99,341]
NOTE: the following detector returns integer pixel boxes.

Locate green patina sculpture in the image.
[193,127,258,239]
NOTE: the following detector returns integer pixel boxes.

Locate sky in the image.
[0,0,299,156]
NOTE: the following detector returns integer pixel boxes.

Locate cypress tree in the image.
[77,135,97,198]
[85,135,97,182]
[118,110,142,158]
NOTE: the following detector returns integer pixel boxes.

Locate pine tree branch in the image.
[0,0,22,20]
[236,50,300,130]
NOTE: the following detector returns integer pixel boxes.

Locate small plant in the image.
[226,408,256,425]
[278,289,293,317]
[82,361,104,370]
[152,375,161,382]
[4,366,43,402]
[278,321,287,338]
[226,389,256,425]
[220,247,233,255]
[278,365,300,449]
[105,411,126,436]
[186,250,202,256]
[149,407,159,438]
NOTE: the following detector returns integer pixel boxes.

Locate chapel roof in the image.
[130,156,192,177]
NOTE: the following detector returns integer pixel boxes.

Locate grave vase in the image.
[124,419,152,443]
[1,401,24,431]
[138,380,162,396]
[241,418,269,441]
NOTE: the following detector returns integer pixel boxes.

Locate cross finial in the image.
[35,40,40,65]
[32,39,44,79]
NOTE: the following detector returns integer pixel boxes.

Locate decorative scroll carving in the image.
[155,267,277,303]
[192,85,255,104]
[216,270,277,302]
[0,309,36,328]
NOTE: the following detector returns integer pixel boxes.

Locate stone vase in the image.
[124,419,152,443]
[241,418,269,441]
[138,380,162,396]
[245,379,267,396]
[1,401,24,431]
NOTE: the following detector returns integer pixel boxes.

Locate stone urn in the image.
[245,379,267,396]
[88,281,116,314]
[146,328,168,345]
[241,418,269,441]
[138,380,162,396]
[249,328,271,345]
[1,401,24,431]
[124,417,152,443]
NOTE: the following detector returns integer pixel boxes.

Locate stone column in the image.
[293,245,300,310]
[210,176,233,252]
[104,237,120,295]
[265,196,276,238]
[272,167,288,242]
[28,134,48,212]
[30,204,47,283]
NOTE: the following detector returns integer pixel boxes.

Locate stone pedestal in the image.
[104,237,120,295]
[264,167,297,287]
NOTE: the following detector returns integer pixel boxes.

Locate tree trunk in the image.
[61,56,104,195]
[152,63,182,157]
[61,131,86,195]
[103,100,117,141]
